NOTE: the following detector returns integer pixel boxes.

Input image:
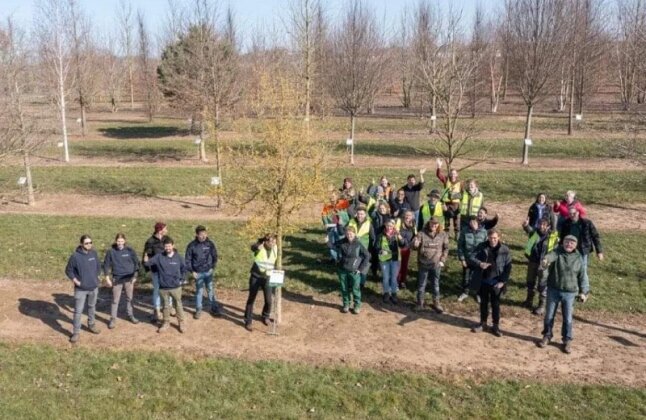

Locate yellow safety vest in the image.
[525,231,559,258]
[420,201,444,227]
[442,180,462,204]
[460,192,483,217]
[348,218,371,250]
[254,244,278,274]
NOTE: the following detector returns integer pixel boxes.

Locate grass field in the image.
[1,343,644,420]
[2,213,643,313]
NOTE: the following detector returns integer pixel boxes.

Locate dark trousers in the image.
[526,261,547,297]
[478,283,501,325]
[444,203,460,234]
[461,266,473,294]
[244,274,272,325]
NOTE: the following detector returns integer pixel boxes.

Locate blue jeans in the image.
[152,272,171,310]
[380,260,400,295]
[542,288,576,342]
[327,228,341,260]
[73,287,98,334]
[195,271,218,311]
[417,265,441,304]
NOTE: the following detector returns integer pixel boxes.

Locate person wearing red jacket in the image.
[553,190,586,229]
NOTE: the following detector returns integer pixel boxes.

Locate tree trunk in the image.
[58,60,70,162]
[501,55,509,100]
[430,94,437,133]
[129,63,134,110]
[214,104,222,209]
[275,224,283,325]
[80,100,87,136]
[23,149,35,206]
[568,73,575,136]
[349,113,355,165]
[522,104,533,165]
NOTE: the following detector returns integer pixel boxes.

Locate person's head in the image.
[538,218,550,235]
[163,236,174,253]
[358,192,369,205]
[428,189,440,203]
[384,219,396,233]
[377,201,389,215]
[487,228,500,248]
[346,226,357,242]
[356,206,367,222]
[536,193,547,205]
[565,190,576,204]
[79,234,93,251]
[195,225,208,242]
[568,207,580,222]
[467,179,479,195]
[468,215,479,231]
[563,235,578,253]
[380,176,389,187]
[407,174,417,187]
[114,233,126,249]
[426,217,440,233]
[396,188,406,201]
[328,190,339,203]
[154,222,167,237]
[449,168,458,182]
[262,233,277,249]
[403,210,415,225]
[343,177,353,189]
[477,206,488,221]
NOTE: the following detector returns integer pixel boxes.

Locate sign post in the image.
[267,270,284,336]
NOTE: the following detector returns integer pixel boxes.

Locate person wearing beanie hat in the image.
[537,234,589,354]
[143,221,173,322]
[418,188,444,233]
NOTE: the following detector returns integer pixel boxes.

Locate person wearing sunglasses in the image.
[65,234,102,344]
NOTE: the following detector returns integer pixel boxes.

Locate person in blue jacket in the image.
[104,233,141,329]
[65,234,102,343]
[185,225,220,319]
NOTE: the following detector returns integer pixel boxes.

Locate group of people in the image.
[323,159,603,353]
[65,223,278,343]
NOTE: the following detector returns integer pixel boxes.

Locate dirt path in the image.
[2,279,644,386]
[2,193,646,231]
[25,155,643,171]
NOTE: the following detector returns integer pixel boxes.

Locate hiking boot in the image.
[262,317,271,326]
[88,324,100,334]
[244,323,253,332]
[152,308,162,323]
[178,322,186,334]
[69,333,79,344]
[563,341,572,354]
[390,294,399,305]
[537,336,550,348]
[414,303,424,312]
[471,323,484,333]
[492,324,503,337]
[523,291,535,309]
[382,293,391,304]
[350,307,361,315]
[457,293,468,303]
[211,305,223,316]
[194,310,202,320]
[157,322,169,333]
[128,315,139,325]
[108,318,116,329]
[341,306,350,313]
[431,298,444,314]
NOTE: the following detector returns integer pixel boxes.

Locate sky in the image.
[1,0,505,50]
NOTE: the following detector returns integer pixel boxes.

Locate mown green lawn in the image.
[0,343,644,420]
[1,214,644,313]
[1,165,645,204]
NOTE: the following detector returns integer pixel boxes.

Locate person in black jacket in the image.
[104,233,140,329]
[185,225,220,319]
[142,222,171,321]
[65,234,102,343]
[527,193,554,230]
[334,226,371,314]
[144,237,187,333]
[468,229,512,337]
[559,208,603,290]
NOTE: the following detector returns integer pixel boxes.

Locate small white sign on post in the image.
[345,138,353,146]
[575,114,583,121]
[269,270,285,287]
[17,177,27,186]
[524,138,533,146]
[430,115,437,121]
[57,142,64,148]
[210,176,221,186]
[76,117,82,124]
[194,137,202,145]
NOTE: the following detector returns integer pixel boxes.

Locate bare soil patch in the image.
[2,278,644,386]
[2,193,645,231]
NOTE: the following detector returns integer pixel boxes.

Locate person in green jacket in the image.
[334,227,371,314]
[456,216,487,303]
[537,235,589,354]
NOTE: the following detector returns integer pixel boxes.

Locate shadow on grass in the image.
[18,298,72,338]
[99,125,190,139]
[573,315,646,339]
[283,228,339,294]
[74,145,188,162]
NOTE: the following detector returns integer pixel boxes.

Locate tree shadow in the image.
[99,126,190,139]
[573,315,646,339]
[18,298,71,337]
[608,335,639,347]
[74,144,188,162]
[281,288,340,310]
[53,292,111,328]
[283,229,340,294]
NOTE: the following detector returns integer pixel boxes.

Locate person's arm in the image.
[500,248,512,284]
[522,217,536,235]
[143,253,157,269]
[435,168,447,184]
[103,251,112,278]
[576,201,587,218]
[578,257,589,296]
[211,241,218,269]
[179,254,187,278]
[440,233,449,265]
[368,224,376,252]
[589,221,603,257]
[358,243,371,274]
[457,231,466,261]
[65,255,81,287]
[184,243,194,274]
[419,168,426,184]
[467,245,484,268]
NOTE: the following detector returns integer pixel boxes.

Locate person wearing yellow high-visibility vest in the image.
[436,159,462,238]
[459,179,484,231]
[244,234,277,332]
[396,210,417,288]
[522,217,559,315]
[376,219,409,304]
[345,206,375,287]
[417,189,445,233]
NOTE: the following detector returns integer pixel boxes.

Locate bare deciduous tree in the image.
[327,0,387,165]
[117,0,135,110]
[396,6,415,108]
[612,0,646,111]
[505,0,569,165]
[137,10,159,122]
[484,18,505,113]
[34,0,71,162]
